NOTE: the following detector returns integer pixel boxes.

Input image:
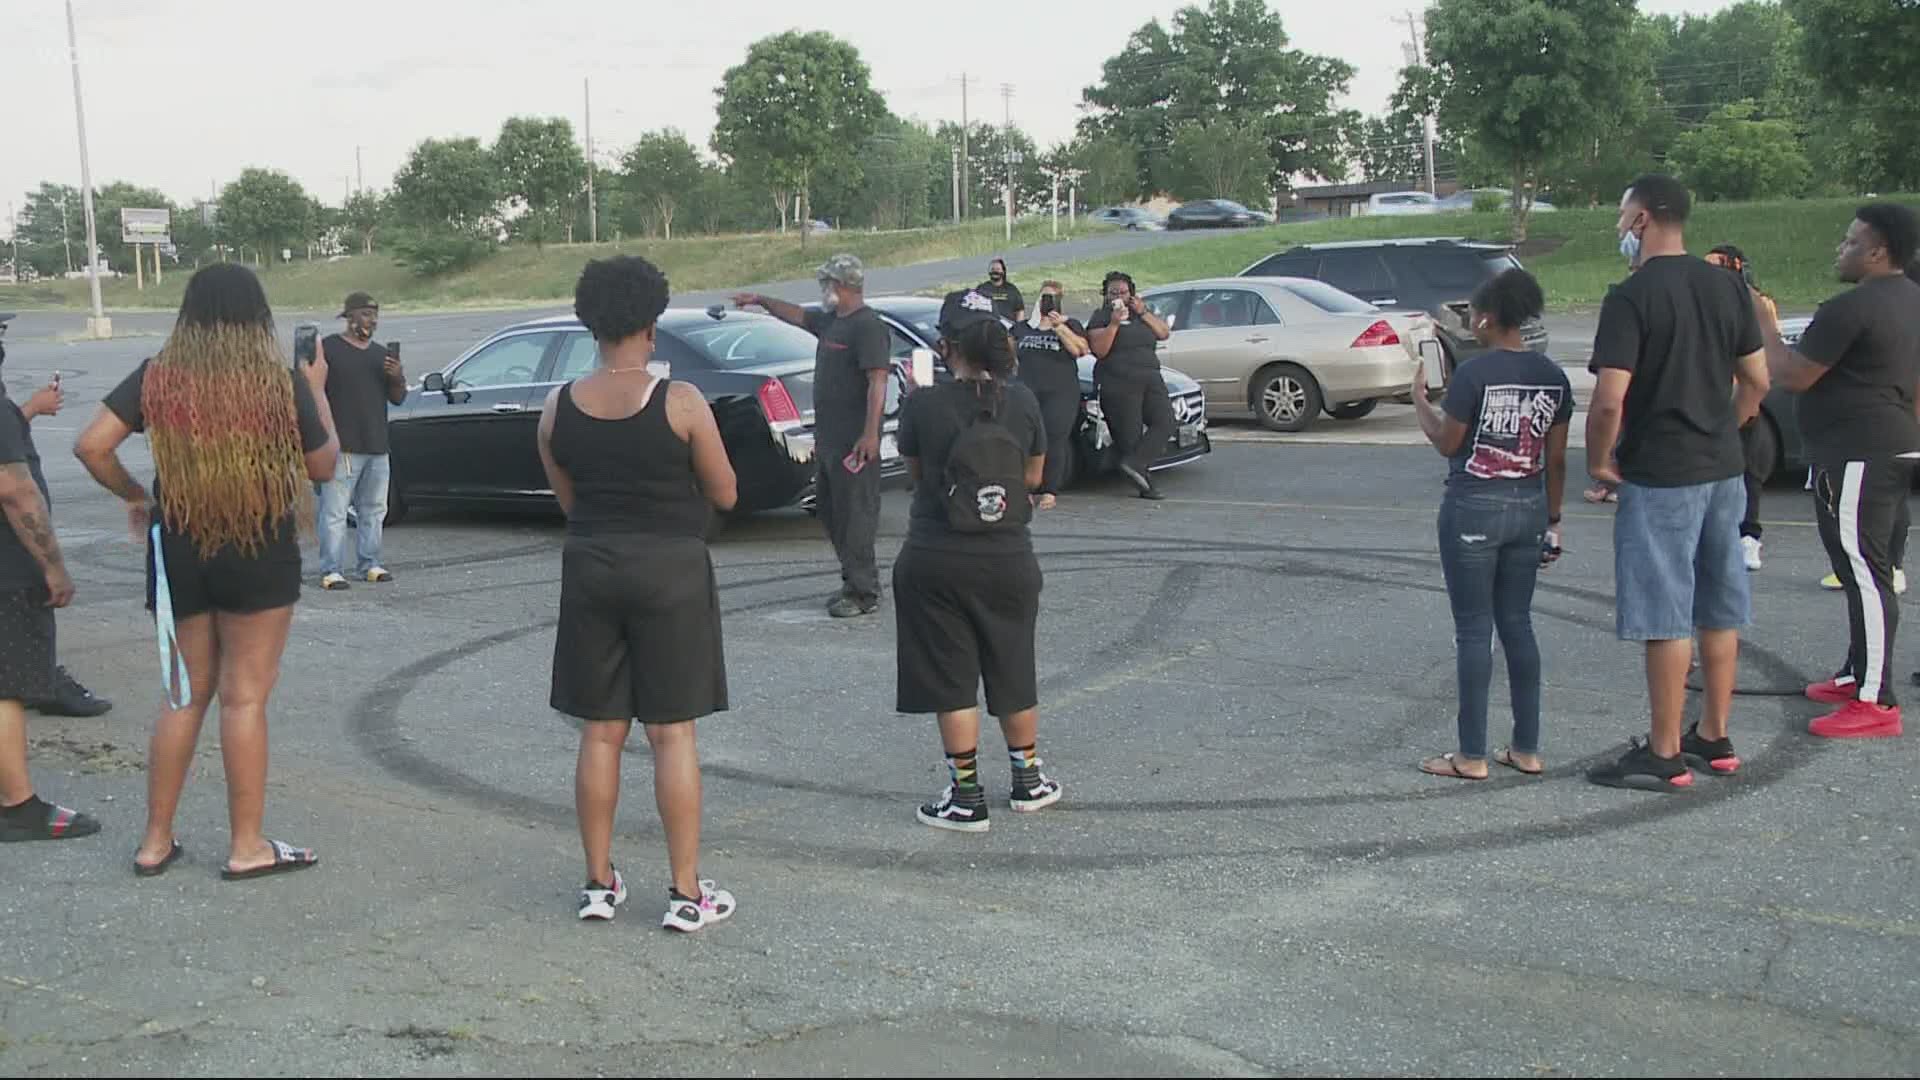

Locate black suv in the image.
[1238,238,1549,373]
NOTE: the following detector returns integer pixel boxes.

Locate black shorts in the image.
[145,525,302,620]
[0,586,56,702]
[550,532,728,724]
[892,544,1042,716]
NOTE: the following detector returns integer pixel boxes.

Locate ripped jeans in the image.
[1437,485,1547,759]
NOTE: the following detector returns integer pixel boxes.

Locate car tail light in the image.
[1351,319,1401,348]
[757,377,801,424]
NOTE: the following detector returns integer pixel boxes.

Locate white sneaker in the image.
[662,880,735,933]
[320,572,350,591]
[1898,569,1909,596]
[578,869,627,921]
[1741,536,1763,571]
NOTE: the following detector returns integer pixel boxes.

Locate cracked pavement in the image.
[2,308,1918,1077]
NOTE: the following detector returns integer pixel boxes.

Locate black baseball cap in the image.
[936,288,999,340]
[338,291,378,316]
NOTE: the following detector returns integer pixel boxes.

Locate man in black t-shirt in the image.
[0,322,101,843]
[317,291,407,591]
[1760,202,1920,740]
[1584,175,1770,793]
[976,259,1025,322]
[1085,270,1176,500]
[734,255,892,617]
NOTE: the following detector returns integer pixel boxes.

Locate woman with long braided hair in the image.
[76,263,339,880]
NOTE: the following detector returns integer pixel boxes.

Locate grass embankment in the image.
[0,218,1107,313]
[1000,195,1920,314]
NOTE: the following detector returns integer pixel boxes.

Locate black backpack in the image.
[942,386,1031,532]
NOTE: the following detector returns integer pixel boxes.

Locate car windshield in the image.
[670,318,820,369]
[1283,280,1377,313]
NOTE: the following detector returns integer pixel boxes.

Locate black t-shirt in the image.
[104,360,331,536]
[977,280,1026,321]
[1085,303,1162,381]
[1010,318,1087,393]
[803,305,892,451]
[899,380,1046,554]
[1793,274,1920,464]
[0,394,52,591]
[1441,349,1574,490]
[321,334,397,455]
[1590,255,1760,487]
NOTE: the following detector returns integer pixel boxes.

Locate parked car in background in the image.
[1435,188,1557,213]
[1086,206,1166,230]
[1237,237,1548,378]
[851,296,1212,483]
[1141,277,1441,433]
[384,308,909,524]
[1753,315,1811,481]
[1166,200,1265,230]
[1366,191,1439,216]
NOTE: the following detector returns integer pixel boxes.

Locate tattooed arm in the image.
[0,463,73,607]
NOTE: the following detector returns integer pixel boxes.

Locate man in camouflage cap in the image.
[733,255,893,616]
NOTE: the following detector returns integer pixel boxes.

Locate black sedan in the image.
[847,296,1213,483]
[1166,200,1264,230]
[383,309,908,523]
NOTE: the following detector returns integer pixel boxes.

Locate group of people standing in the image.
[1414,173,1920,790]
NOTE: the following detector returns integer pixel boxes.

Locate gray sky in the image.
[7,0,1733,219]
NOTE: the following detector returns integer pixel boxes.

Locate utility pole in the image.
[950,146,961,224]
[1049,172,1059,239]
[1394,11,1438,195]
[584,78,597,244]
[960,74,970,219]
[7,203,16,278]
[356,145,364,196]
[1001,83,1015,243]
[65,0,108,338]
[60,194,73,274]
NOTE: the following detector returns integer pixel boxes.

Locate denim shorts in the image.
[1613,476,1750,641]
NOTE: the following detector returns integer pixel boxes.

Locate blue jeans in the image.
[1437,485,1546,759]
[1613,476,1749,641]
[319,452,390,576]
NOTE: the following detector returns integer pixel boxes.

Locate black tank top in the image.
[550,379,712,539]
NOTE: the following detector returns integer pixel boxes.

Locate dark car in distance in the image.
[382,308,909,523]
[1166,200,1265,230]
[846,296,1212,483]
[1238,237,1549,377]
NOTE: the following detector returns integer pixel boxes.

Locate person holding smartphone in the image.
[733,256,891,618]
[1410,268,1571,780]
[1010,280,1088,508]
[1084,270,1175,500]
[315,291,406,592]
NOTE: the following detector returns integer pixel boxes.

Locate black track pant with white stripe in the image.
[1815,459,1912,706]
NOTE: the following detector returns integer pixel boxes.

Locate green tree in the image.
[342,190,385,255]
[1671,101,1814,201]
[494,116,586,247]
[935,121,1049,218]
[1651,2,1807,127]
[15,182,83,277]
[217,169,311,269]
[816,118,945,229]
[390,136,501,235]
[1068,135,1142,208]
[1427,0,1648,240]
[90,183,175,273]
[1079,0,1358,196]
[711,29,887,244]
[620,129,706,239]
[1784,0,1920,105]
[1164,118,1270,204]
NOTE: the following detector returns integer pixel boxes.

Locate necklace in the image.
[600,365,653,375]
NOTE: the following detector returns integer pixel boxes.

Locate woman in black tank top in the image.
[536,256,742,933]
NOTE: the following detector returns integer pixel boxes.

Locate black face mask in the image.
[989,270,1005,283]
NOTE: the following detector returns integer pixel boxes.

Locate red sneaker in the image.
[1805,677,1858,705]
[1809,699,1904,739]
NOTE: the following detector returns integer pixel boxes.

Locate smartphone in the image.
[842,450,867,474]
[1418,339,1446,388]
[387,340,401,359]
[1039,294,1059,317]
[909,347,935,388]
[293,323,319,367]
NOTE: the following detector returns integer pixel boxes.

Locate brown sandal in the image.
[1494,748,1544,776]
[1419,753,1488,781]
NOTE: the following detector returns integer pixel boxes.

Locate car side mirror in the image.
[422,371,445,393]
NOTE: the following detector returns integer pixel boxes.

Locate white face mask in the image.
[820,283,838,312]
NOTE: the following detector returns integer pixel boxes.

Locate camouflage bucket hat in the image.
[816,254,865,289]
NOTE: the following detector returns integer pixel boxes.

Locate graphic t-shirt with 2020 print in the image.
[1441,348,1574,489]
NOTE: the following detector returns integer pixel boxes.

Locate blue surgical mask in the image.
[1619,228,1641,265]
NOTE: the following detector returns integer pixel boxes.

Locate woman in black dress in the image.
[536,256,740,931]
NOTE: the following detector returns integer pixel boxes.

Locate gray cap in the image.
[815,254,865,289]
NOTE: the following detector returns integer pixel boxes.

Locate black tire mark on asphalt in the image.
[347,541,1823,868]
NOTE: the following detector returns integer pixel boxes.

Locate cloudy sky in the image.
[7,0,1734,218]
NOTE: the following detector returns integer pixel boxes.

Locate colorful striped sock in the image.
[946,748,981,805]
[1008,744,1041,786]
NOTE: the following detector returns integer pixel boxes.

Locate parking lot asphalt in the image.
[3,317,1919,1078]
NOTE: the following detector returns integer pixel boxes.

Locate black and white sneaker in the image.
[1009,773,1063,812]
[662,880,736,933]
[578,869,627,921]
[916,785,989,832]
